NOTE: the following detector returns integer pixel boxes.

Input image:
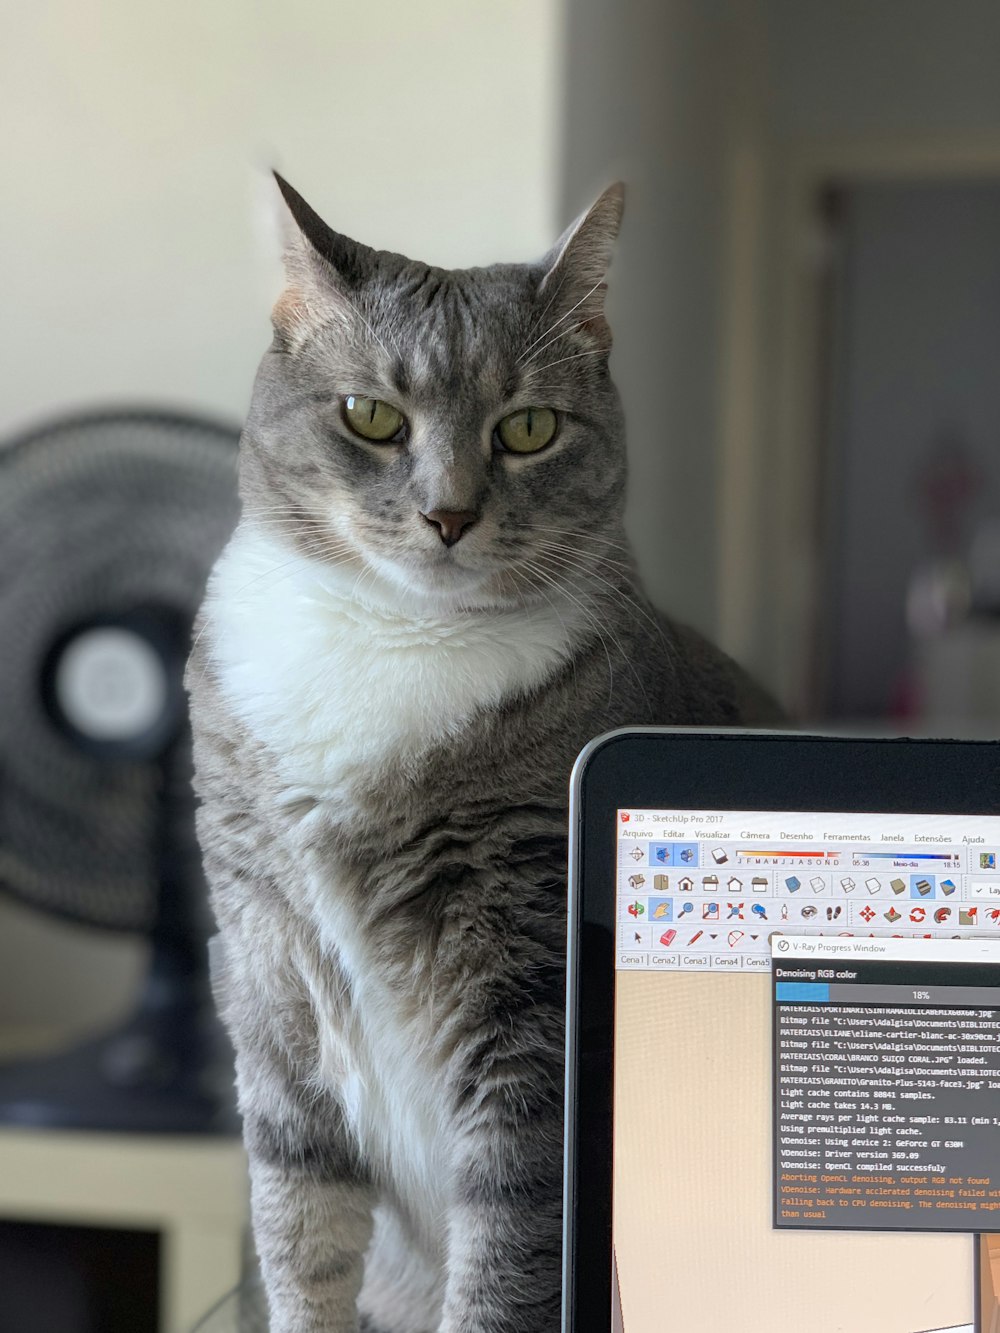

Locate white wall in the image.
[0,0,562,438]
[0,0,563,1042]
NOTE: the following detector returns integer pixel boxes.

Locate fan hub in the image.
[53,626,170,745]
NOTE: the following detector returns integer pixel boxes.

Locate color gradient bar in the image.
[738,849,835,858]
[857,851,959,861]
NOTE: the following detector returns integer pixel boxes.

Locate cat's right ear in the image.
[536,183,624,350]
[270,171,373,351]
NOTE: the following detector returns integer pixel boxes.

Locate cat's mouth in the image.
[363,543,486,591]
[340,518,545,612]
[357,540,531,613]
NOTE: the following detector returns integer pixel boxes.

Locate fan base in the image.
[0,1011,239,1136]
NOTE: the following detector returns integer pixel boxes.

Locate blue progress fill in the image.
[775,982,829,1002]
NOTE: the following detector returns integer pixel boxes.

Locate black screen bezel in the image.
[563,728,1000,1332]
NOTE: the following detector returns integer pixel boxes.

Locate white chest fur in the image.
[299,883,456,1253]
[206,524,582,1246]
[204,525,582,806]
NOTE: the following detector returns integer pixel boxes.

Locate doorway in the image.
[817,178,1000,725]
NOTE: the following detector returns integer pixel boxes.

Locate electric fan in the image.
[0,408,242,1134]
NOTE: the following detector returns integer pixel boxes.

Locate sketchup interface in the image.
[773,935,1000,1232]
[616,808,1000,974]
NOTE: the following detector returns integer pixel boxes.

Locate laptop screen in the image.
[611,805,1000,1333]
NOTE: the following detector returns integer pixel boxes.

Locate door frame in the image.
[716,132,1000,717]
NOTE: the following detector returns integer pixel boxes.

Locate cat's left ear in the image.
[270,171,375,351]
[536,183,624,349]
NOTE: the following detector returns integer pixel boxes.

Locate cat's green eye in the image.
[343,396,406,443]
[496,407,558,455]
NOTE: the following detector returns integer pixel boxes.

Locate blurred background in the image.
[2,0,1000,1327]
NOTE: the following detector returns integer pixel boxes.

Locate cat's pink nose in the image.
[421,510,477,547]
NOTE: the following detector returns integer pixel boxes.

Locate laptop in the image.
[563,728,1000,1333]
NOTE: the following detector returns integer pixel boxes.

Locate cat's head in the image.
[240,171,627,613]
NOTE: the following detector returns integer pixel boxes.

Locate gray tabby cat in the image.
[186,173,778,1333]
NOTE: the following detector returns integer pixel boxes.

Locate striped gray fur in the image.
[187,174,779,1333]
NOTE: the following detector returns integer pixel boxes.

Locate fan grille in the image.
[0,410,240,931]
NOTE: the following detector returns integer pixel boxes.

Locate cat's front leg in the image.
[241,1065,376,1332]
[440,1117,563,1332]
[439,1027,564,1332]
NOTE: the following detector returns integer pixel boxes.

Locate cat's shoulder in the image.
[655,615,784,727]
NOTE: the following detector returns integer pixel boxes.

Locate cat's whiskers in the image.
[239,513,359,556]
[509,567,580,697]
[515,279,605,365]
[521,349,610,377]
[189,552,311,660]
[187,542,363,683]
[242,508,320,518]
[509,522,633,557]
[512,528,640,590]
[347,552,385,608]
[536,541,660,625]
[520,267,571,352]
[241,517,342,541]
[340,288,402,363]
[519,558,616,708]
[243,503,319,512]
[533,542,672,666]
[517,318,595,372]
[244,532,360,568]
[530,537,633,575]
[244,520,345,539]
[527,550,658,712]
[242,510,353,529]
[510,521,624,543]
